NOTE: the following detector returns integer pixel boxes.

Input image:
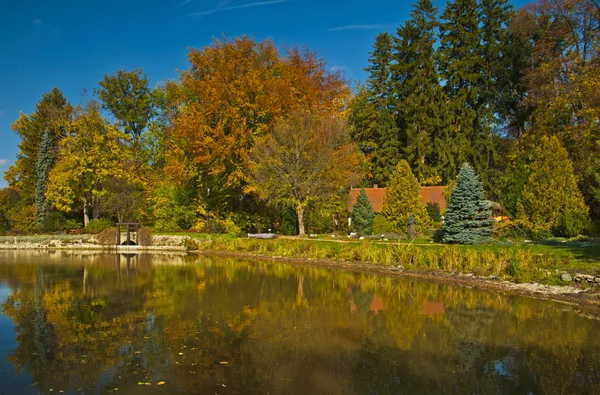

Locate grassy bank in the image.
[176,234,600,286]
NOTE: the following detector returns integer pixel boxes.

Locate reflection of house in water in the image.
[350,294,384,314]
[423,300,445,315]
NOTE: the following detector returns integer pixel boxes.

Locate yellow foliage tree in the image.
[522,135,588,227]
[380,160,432,233]
[45,104,129,226]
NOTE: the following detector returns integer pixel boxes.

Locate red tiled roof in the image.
[349,186,446,213]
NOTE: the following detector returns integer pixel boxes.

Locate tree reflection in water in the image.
[0,250,598,394]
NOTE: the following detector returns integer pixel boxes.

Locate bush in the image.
[64,219,83,232]
[372,214,395,235]
[137,227,153,246]
[86,218,114,234]
[351,188,375,235]
[181,237,199,251]
[40,211,67,232]
[426,202,442,223]
[554,210,591,238]
[96,228,117,245]
[494,220,552,240]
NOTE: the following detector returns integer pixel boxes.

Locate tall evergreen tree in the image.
[394,0,446,184]
[5,88,72,203]
[351,189,375,235]
[34,131,53,230]
[438,0,483,183]
[443,163,494,244]
[350,33,401,186]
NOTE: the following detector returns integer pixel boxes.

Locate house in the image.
[348,185,446,213]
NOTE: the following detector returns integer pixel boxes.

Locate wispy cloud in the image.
[187,0,287,19]
[325,24,391,32]
[33,18,43,26]
[0,159,10,167]
[329,65,347,73]
[0,111,5,118]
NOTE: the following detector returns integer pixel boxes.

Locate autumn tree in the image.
[249,111,362,236]
[45,103,129,226]
[167,36,351,221]
[380,160,432,232]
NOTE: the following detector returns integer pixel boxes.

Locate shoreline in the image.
[196,249,600,316]
[0,236,599,314]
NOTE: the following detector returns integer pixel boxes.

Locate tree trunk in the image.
[297,205,306,236]
[92,195,99,219]
[83,198,89,228]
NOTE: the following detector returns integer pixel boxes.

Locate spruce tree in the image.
[394,0,447,183]
[380,160,432,232]
[443,163,494,244]
[351,188,375,235]
[35,131,53,230]
[438,0,483,182]
[350,33,401,186]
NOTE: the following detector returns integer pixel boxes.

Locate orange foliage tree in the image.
[165,36,352,218]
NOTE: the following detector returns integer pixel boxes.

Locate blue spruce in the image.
[351,188,375,235]
[443,163,494,244]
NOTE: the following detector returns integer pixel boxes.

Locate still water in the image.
[0,250,597,395]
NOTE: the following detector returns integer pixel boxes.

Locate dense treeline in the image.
[0,0,598,237]
[352,0,599,233]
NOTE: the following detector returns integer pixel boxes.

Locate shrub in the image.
[137,227,153,246]
[372,214,395,235]
[40,211,67,232]
[426,202,442,222]
[181,237,199,251]
[86,218,114,234]
[494,220,551,240]
[96,228,117,245]
[64,219,83,232]
[554,210,591,238]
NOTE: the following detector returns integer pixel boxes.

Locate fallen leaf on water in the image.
[157,381,166,386]
[219,361,229,365]
[137,382,152,386]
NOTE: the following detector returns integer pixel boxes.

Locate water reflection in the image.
[0,251,598,394]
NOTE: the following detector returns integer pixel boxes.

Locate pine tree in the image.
[380,160,432,232]
[394,0,447,184]
[351,189,375,235]
[522,135,588,228]
[5,88,71,203]
[35,131,53,230]
[443,163,494,244]
[438,0,483,183]
[350,33,401,186]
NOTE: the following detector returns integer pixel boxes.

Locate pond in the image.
[0,250,598,395]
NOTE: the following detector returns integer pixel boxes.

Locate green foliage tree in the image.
[380,160,432,232]
[95,69,156,148]
[351,189,375,235]
[249,111,362,236]
[522,136,589,230]
[35,131,53,230]
[443,163,494,244]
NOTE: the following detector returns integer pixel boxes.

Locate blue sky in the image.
[0,0,530,187]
